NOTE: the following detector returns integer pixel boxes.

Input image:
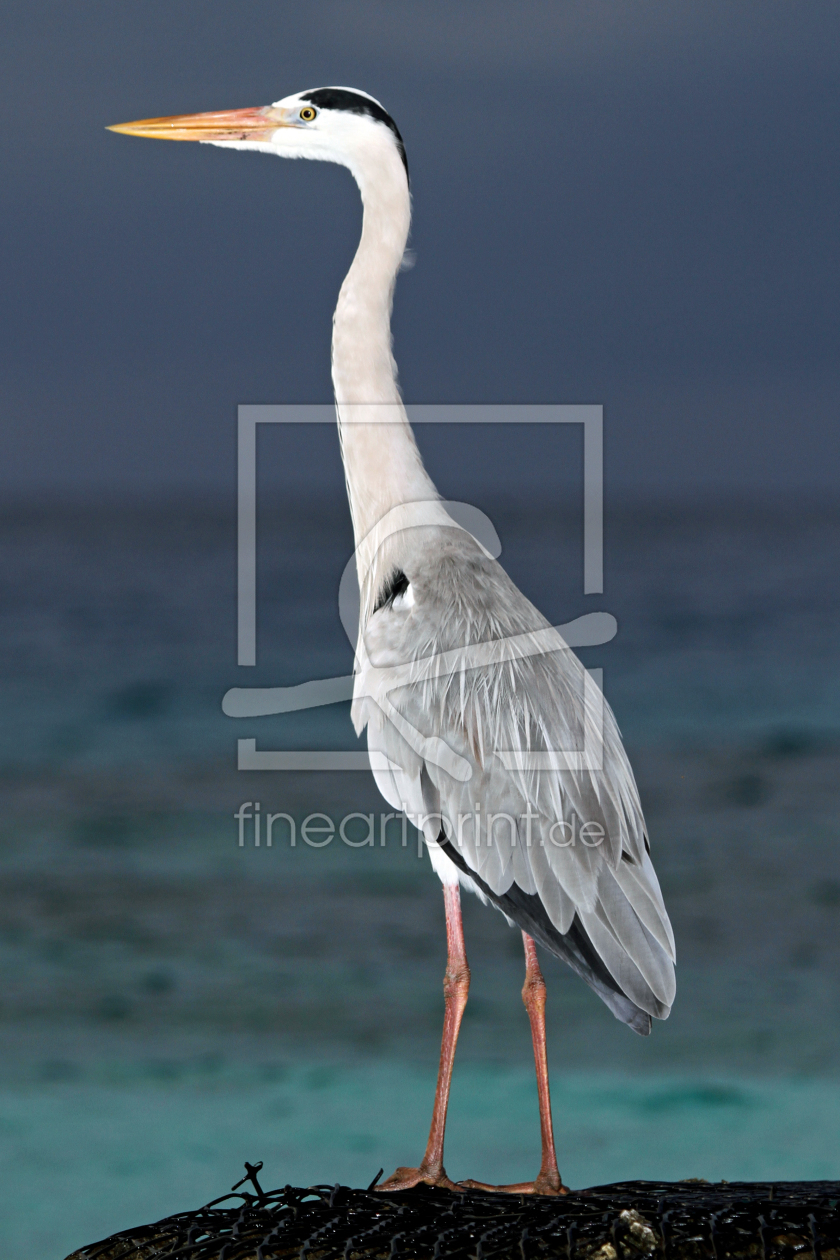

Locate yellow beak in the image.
[107,106,286,142]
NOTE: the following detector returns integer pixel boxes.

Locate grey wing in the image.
[354,575,675,1036]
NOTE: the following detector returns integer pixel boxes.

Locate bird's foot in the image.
[457,1171,569,1196]
[375,1164,463,1193]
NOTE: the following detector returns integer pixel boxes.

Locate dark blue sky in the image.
[2,1,839,497]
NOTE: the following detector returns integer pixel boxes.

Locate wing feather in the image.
[353,524,675,1031]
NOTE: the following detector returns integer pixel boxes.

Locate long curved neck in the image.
[333,142,447,611]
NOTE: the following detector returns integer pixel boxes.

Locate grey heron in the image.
[110,87,676,1196]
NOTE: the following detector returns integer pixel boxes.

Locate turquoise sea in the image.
[0,496,838,1258]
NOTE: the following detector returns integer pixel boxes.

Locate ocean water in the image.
[4,1066,840,1259]
[0,495,838,1258]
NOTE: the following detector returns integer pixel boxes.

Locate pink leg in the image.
[520,932,566,1193]
[460,932,567,1195]
[377,882,470,1191]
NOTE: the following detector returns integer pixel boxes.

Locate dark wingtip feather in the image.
[629,1010,652,1036]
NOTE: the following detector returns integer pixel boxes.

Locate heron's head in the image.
[109,86,408,186]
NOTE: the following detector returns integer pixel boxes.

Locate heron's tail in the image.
[437,832,664,1036]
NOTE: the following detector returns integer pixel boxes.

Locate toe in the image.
[376,1166,425,1192]
[456,1176,569,1196]
[376,1166,462,1193]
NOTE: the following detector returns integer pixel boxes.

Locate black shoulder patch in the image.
[301,88,409,180]
[374,569,409,612]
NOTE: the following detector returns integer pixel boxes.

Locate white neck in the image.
[332,137,451,620]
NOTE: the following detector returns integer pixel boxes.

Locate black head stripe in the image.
[301,88,409,180]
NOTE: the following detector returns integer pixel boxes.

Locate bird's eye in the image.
[299,106,317,122]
